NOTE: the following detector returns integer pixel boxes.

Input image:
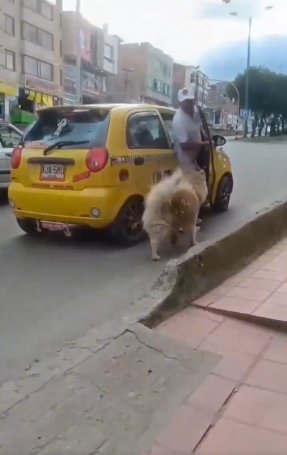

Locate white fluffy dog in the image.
[143,168,208,260]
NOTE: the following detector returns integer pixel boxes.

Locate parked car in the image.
[0,121,23,192]
[9,104,233,246]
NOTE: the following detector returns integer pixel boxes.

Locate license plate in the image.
[41,221,66,232]
[40,164,65,181]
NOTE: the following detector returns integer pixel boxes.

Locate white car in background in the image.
[0,122,23,193]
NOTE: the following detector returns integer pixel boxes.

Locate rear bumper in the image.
[9,183,123,228]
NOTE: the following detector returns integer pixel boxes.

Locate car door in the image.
[126,111,175,193]
[0,141,8,187]
[197,107,214,191]
[0,124,22,186]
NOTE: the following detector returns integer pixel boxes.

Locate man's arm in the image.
[172,120,207,153]
[180,140,209,152]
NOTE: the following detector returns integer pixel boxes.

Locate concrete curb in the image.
[136,200,287,328]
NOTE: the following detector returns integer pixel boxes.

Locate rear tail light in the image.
[11,145,22,169]
[86,148,108,172]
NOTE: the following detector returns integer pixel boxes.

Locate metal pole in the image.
[76,0,82,104]
[244,17,252,137]
[231,82,240,116]
[195,67,199,104]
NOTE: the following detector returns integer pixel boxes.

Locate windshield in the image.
[23,108,110,149]
[0,124,22,149]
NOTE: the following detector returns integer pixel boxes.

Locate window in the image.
[40,1,53,20]
[153,57,162,74]
[23,55,38,76]
[104,43,113,61]
[38,29,53,50]
[147,77,153,89]
[39,61,53,80]
[23,108,110,149]
[127,114,170,149]
[190,73,196,84]
[163,83,170,96]
[160,112,175,143]
[5,50,16,71]
[0,125,22,148]
[22,22,37,44]
[22,0,53,19]
[4,15,15,36]
[23,55,53,81]
[22,22,53,50]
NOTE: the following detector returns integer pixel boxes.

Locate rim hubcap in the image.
[221,181,231,204]
[125,203,143,238]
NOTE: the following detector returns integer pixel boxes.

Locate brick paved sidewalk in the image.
[147,239,287,454]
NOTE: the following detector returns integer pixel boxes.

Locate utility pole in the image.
[244,17,252,137]
[76,0,82,104]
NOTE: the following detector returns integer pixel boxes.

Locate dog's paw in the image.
[152,254,161,261]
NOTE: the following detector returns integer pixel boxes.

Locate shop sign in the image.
[0,82,18,96]
[24,75,56,95]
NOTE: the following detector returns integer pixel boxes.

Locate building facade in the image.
[0,0,62,122]
[206,82,241,130]
[172,63,209,108]
[61,12,120,104]
[110,42,173,105]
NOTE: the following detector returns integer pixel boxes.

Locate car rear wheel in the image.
[212,174,233,213]
[16,218,39,235]
[110,197,145,247]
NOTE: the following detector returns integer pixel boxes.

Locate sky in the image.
[62,0,287,65]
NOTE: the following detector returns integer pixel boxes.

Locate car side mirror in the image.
[213,134,226,147]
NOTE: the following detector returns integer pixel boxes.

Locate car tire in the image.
[110,197,145,247]
[212,174,233,213]
[0,189,8,202]
[16,217,39,235]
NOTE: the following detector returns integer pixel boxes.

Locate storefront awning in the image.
[0,82,18,96]
[27,90,54,107]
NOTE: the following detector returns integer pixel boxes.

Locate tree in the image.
[227,67,287,136]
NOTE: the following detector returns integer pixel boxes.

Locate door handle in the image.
[134,157,144,166]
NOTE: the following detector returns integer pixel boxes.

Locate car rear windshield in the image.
[23,108,110,149]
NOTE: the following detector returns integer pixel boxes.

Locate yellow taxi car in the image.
[9,103,233,246]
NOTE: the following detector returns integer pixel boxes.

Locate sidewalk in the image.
[2,239,287,454]
[149,238,287,454]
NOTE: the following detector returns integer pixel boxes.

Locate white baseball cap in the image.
[178,87,195,102]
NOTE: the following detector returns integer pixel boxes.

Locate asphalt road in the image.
[1,140,287,383]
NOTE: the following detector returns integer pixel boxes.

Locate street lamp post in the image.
[223,2,273,137]
[76,0,82,104]
[244,17,252,137]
